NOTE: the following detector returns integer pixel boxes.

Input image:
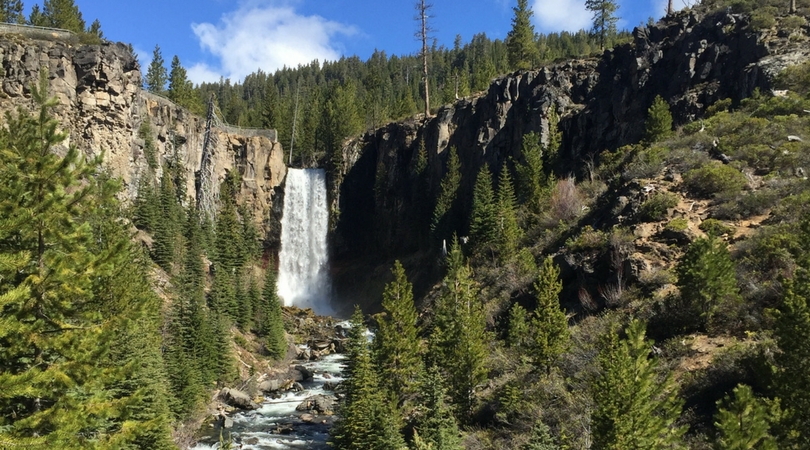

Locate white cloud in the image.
[189,1,356,84]
[133,46,151,70]
[531,0,592,33]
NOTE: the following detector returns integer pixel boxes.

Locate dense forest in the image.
[3,0,810,448]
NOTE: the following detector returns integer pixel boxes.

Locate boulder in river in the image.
[258,379,282,393]
[220,387,260,410]
[293,365,313,381]
[296,394,336,415]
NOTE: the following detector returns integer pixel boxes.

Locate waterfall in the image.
[277,168,333,314]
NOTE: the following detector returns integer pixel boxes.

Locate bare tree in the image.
[790,0,797,14]
[415,0,432,118]
[667,0,673,14]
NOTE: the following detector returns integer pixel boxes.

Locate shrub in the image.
[666,217,689,232]
[699,218,735,237]
[565,225,608,253]
[645,95,674,143]
[781,15,807,31]
[706,98,733,117]
[714,188,779,220]
[549,177,583,223]
[638,191,679,222]
[622,146,669,180]
[749,8,777,30]
[683,163,747,198]
[777,60,810,95]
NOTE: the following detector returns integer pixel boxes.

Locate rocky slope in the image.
[330,9,810,309]
[0,31,286,240]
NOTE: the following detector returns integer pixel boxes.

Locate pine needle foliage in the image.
[496,163,522,262]
[506,0,540,70]
[469,165,498,258]
[645,95,674,144]
[714,384,777,450]
[530,257,569,373]
[374,261,423,407]
[0,72,171,448]
[592,319,686,449]
[431,148,462,240]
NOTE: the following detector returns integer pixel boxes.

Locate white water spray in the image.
[277,168,333,314]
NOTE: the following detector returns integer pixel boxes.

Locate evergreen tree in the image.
[168,55,201,112]
[41,0,85,33]
[0,0,24,23]
[132,171,159,232]
[469,165,498,257]
[523,421,560,450]
[644,95,673,143]
[585,0,619,50]
[545,107,562,169]
[430,238,488,422]
[530,257,569,373]
[771,279,810,447]
[507,302,530,348]
[27,3,44,26]
[431,147,462,239]
[496,163,522,262]
[592,319,686,449]
[374,261,423,406]
[675,235,742,331]
[0,72,158,447]
[145,45,168,94]
[714,384,777,450]
[332,308,406,450]
[506,0,540,70]
[260,264,287,360]
[516,132,550,215]
[152,168,180,272]
[412,366,463,450]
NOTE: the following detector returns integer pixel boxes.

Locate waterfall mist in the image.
[277,168,333,314]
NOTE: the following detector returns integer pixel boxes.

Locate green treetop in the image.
[530,257,569,373]
[644,95,673,143]
[469,165,498,258]
[145,45,168,94]
[0,0,24,23]
[714,384,777,450]
[506,0,540,70]
[374,261,423,407]
[40,0,85,32]
[585,0,619,50]
[431,147,462,239]
[592,319,686,449]
[496,163,522,262]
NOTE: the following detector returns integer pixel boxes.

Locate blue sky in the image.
[54,0,688,84]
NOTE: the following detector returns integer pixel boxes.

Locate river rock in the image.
[322,381,341,391]
[300,413,315,423]
[291,382,304,392]
[293,365,313,381]
[258,379,282,393]
[220,387,259,410]
[295,394,336,415]
[221,414,234,429]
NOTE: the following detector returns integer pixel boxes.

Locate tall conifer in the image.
[506,0,539,70]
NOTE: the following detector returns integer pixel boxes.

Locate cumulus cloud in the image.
[531,0,592,33]
[189,1,356,84]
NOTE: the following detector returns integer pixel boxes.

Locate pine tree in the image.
[523,421,560,450]
[168,55,201,112]
[714,384,777,450]
[27,4,45,26]
[771,279,810,447]
[530,257,569,373]
[506,0,539,70]
[0,0,24,24]
[0,72,159,447]
[592,319,686,449]
[430,238,488,422]
[516,132,550,215]
[507,302,530,348]
[152,168,180,272]
[133,171,159,232]
[496,163,522,262]
[260,264,287,360]
[41,0,85,33]
[412,366,463,450]
[332,307,406,450]
[644,95,673,143]
[431,147,462,239]
[585,0,619,50]
[675,235,741,331]
[145,45,168,94]
[374,261,423,407]
[469,165,498,257]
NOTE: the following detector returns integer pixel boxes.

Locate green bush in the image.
[714,188,779,220]
[750,8,777,30]
[781,15,807,31]
[700,218,735,237]
[565,225,608,253]
[638,191,679,222]
[666,217,689,232]
[622,146,669,180]
[706,98,733,117]
[777,61,810,95]
[683,163,747,198]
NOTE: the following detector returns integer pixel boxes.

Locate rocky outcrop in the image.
[330,10,810,309]
[0,35,286,238]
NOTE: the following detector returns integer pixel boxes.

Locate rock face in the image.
[330,10,810,308]
[0,35,286,239]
